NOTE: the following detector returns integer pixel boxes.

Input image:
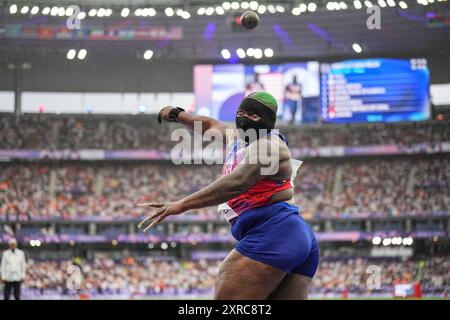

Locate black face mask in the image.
[235,97,276,143]
[235,116,271,143]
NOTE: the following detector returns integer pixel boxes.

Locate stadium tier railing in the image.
[1,142,449,161]
[1,231,448,245]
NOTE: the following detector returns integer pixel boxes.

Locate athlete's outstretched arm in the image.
[137,138,290,231]
[137,161,261,231]
[159,106,233,135]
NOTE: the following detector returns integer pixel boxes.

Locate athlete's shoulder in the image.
[268,130,289,147]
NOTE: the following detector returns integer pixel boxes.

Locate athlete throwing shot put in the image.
[138,92,319,299]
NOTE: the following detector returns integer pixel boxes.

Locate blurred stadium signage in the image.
[0,24,183,40]
[0,142,449,161]
[371,247,413,257]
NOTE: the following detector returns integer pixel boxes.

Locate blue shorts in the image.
[231,202,319,277]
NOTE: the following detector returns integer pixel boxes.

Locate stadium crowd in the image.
[1,114,449,150]
[24,256,219,298]
[1,156,449,221]
[300,157,450,219]
[20,255,448,298]
[312,256,449,297]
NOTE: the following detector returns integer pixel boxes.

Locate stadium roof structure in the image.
[0,0,448,61]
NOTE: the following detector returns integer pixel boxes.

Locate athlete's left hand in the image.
[137,201,185,232]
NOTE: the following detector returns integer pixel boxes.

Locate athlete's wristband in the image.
[167,107,185,122]
[157,107,185,123]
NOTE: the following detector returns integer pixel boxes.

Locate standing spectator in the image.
[1,239,27,300]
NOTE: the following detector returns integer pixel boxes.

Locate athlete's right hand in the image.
[137,200,186,232]
[157,106,173,123]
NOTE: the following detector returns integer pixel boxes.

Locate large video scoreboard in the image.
[320,58,430,123]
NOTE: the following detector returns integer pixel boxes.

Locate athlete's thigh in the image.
[267,273,312,300]
[214,249,287,300]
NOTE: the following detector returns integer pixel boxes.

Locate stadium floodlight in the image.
[205,7,214,15]
[58,7,65,17]
[352,43,363,53]
[399,1,408,9]
[377,0,387,7]
[134,8,142,16]
[143,50,154,60]
[9,4,18,14]
[300,3,308,12]
[257,5,267,14]
[181,11,191,19]
[161,242,168,250]
[77,12,86,20]
[308,3,317,12]
[264,48,274,57]
[121,8,130,17]
[372,236,382,245]
[20,6,29,14]
[222,2,232,10]
[67,49,76,60]
[241,1,250,10]
[249,1,259,11]
[148,8,156,16]
[354,0,363,9]
[326,2,334,10]
[97,8,106,17]
[88,8,97,17]
[231,2,240,10]
[221,49,231,60]
[35,240,41,247]
[254,48,263,59]
[165,7,174,16]
[77,49,87,60]
[267,5,276,13]
[50,6,58,16]
[197,7,206,15]
[42,7,50,15]
[105,8,113,17]
[31,6,39,15]
[365,0,373,7]
[176,8,184,16]
[65,7,74,17]
[30,240,36,247]
[402,237,413,246]
[276,5,285,13]
[340,1,348,9]
[215,6,225,15]
[387,0,396,6]
[246,47,255,56]
[382,238,392,246]
[236,48,246,58]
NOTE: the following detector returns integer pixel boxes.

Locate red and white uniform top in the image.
[218,131,302,223]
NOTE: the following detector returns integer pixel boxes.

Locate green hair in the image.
[247,91,278,114]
